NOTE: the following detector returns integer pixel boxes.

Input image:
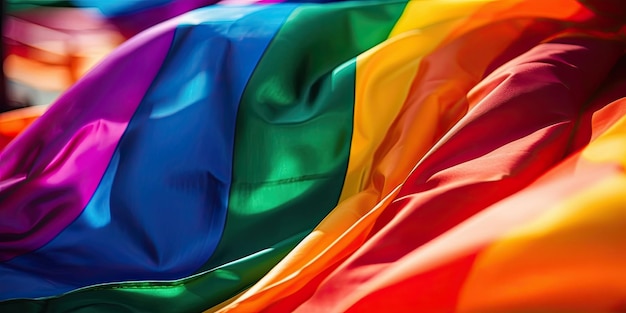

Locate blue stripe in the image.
[0,4,298,300]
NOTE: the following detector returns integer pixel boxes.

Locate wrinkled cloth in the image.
[1,0,626,312]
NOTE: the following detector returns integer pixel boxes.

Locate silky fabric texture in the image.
[0,22,176,261]
[291,34,623,313]
[1,0,626,313]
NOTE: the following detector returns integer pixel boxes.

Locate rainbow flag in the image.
[1,0,626,312]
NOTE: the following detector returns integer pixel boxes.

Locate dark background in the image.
[1,0,7,112]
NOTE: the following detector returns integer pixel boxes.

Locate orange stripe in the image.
[458,110,626,312]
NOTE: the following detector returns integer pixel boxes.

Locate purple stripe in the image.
[0,22,177,261]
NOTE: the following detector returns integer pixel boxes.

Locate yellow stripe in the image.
[389,0,496,37]
[339,0,494,201]
[583,109,626,166]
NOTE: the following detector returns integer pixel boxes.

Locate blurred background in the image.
[0,0,222,147]
[1,0,224,113]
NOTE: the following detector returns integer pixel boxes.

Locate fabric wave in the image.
[1,0,626,312]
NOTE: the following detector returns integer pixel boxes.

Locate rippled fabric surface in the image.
[1,0,626,312]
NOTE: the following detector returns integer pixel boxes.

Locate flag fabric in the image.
[1,0,626,312]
